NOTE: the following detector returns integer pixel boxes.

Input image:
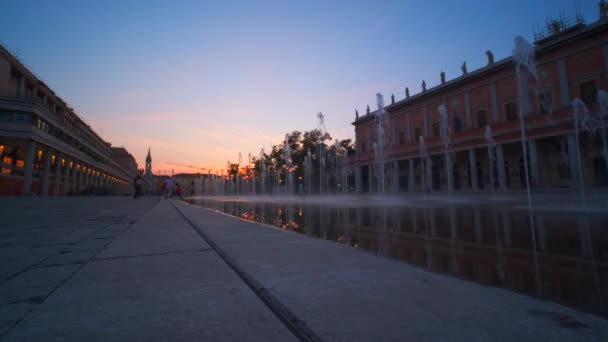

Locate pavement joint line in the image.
[0,208,148,339]
[32,261,87,269]
[172,202,323,342]
[92,248,214,261]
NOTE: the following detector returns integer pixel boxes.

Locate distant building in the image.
[0,44,136,195]
[350,7,608,192]
[142,148,163,195]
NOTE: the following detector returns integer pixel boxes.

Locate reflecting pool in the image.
[187,195,608,317]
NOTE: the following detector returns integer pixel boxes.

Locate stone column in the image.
[567,134,580,187]
[18,76,26,98]
[355,163,362,193]
[496,144,507,190]
[53,153,62,196]
[445,154,454,193]
[393,161,399,192]
[63,158,72,195]
[22,140,37,195]
[468,149,479,191]
[408,159,415,191]
[528,139,540,186]
[72,164,79,194]
[40,148,52,196]
[78,165,85,194]
[368,165,373,193]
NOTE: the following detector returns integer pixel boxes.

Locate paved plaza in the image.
[0,197,607,341]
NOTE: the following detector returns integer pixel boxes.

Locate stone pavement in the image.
[0,197,294,341]
[0,197,607,341]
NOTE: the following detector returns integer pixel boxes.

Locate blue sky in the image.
[0,0,597,174]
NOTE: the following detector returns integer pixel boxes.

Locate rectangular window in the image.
[477,110,487,127]
[414,127,422,140]
[505,103,517,121]
[398,131,405,145]
[432,122,440,137]
[453,116,462,133]
[580,80,597,105]
[539,92,552,114]
[361,142,367,153]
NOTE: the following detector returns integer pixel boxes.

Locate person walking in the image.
[175,182,183,200]
[133,172,142,199]
[164,177,173,199]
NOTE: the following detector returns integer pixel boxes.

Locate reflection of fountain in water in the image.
[571,98,603,308]
[513,35,541,296]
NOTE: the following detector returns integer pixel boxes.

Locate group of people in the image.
[162,176,182,199]
[132,173,182,200]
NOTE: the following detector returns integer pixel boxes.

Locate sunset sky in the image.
[0,0,597,175]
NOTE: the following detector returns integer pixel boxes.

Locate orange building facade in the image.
[0,45,137,196]
[351,12,608,193]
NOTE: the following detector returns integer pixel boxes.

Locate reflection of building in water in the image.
[0,44,136,195]
[187,198,608,315]
[343,207,607,315]
[351,8,608,192]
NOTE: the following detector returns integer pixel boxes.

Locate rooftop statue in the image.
[366,105,370,115]
[391,94,395,105]
[486,50,494,65]
[355,110,359,119]
[405,86,410,98]
[601,0,608,20]
[461,61,468,75]
[440,71,446,84]
[422,80,427,92]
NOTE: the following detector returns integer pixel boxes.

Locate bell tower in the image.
[145,147,152,176]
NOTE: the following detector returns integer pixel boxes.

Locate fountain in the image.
[284,133,293,195]
[485,125,496,195]
[512,35,541,295]
[305,149,312,195]
[419,136,427,193]
[438,103,452,198]
[317,112,326,195]
[375,93,390,195]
